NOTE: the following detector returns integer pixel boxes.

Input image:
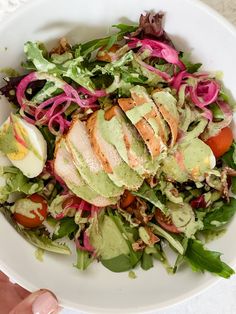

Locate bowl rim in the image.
[0,0,236,313]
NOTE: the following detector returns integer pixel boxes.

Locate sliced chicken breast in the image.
[87,110,143,190]
[104,106,159,177]
[118,97,163,158]
[152,89,179,147]
[66,119,123,198]
[54,139,118,206]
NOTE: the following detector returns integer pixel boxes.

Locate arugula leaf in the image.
[132,182,165,212]
[101,254,134,272]
[141,252,153,270]
[0,166,44,203]
[112,23,137,33]
[75,249,93,271]
[185,239,234,278]
[221,143,236,169]
[203,198,236,230]
[180,52,202,74]
[80,24,137,57]
[52,217,78,240]
[80,37,111,57]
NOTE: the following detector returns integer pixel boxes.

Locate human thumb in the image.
[9,289,60,314]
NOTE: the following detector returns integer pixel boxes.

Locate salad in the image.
[0,12,236,277]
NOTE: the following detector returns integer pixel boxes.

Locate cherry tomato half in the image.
[13,194,48,228]
[205,127,233,158]
[155,208,181,234]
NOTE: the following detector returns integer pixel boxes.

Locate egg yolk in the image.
[7,142,28,160]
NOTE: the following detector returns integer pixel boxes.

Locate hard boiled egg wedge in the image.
[0,114,47,178]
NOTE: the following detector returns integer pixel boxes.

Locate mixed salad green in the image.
[0,12,236,277]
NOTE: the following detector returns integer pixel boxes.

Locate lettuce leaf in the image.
[24,42,58,73]
[1,207,71,255]
[0,166,44,203]
[132,182,166,212]
[52,217,78,240]
[99,210,142,272]
[185,239,234,278]
[24,42,95,91]
[221,143,236,169]
[74,249,93,271]
[149,222,184,255]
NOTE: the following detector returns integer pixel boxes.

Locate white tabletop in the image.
[1,0,236,313]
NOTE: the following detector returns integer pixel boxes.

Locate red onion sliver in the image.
[77,86,107,97]
[136,58,171,81]
[83,231,95,252]
[128,38,185,70]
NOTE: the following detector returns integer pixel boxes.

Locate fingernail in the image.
[32,291,58,314]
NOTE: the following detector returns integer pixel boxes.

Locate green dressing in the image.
[12,198,44,220]
[89,215,129,260]
[126,102,153,124]
[68,142,123,197]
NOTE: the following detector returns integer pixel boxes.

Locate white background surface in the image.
[0,0,236,313]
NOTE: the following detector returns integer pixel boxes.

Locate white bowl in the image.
[0,0,236,313]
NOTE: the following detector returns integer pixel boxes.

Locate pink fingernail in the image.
[32,291,58,314]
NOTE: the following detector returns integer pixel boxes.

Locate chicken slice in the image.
[66,119,123,198]
[87,110,143,190]
[54,138,118,206]
[104,105,159,177]
[152,89,179,147]
[118,97,163,158]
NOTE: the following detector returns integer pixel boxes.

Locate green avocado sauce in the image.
[163,138,214,183]
[68,141,123,198]
[97,110,143,189]
[11,198,43,220]
[0,120,19,154]
[89,214,129,260]
[125,102,153,124]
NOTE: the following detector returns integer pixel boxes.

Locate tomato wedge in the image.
[120,190,136,208]
[205,127,233,158]
[13,194,48,228]
[155,208,181,233]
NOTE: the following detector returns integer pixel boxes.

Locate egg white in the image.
[7,117,47,178]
